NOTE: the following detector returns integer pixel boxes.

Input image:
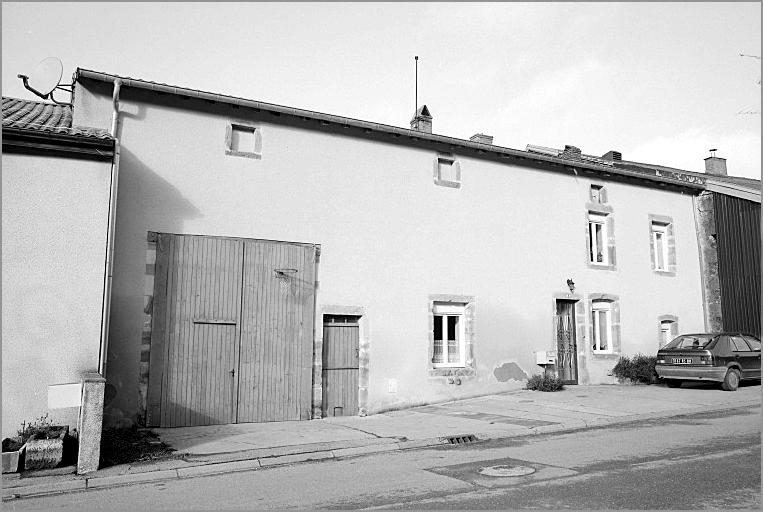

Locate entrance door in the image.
[322,315,360,417]
[555,300,578,384]
[148,233,316,427]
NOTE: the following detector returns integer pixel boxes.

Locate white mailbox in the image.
[535,351,557,365]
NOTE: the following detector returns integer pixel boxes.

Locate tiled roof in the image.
[2,97,112,139]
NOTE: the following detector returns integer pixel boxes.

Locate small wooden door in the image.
[322,315,360,417]
[555,300,578,384]
[157,235,244,427]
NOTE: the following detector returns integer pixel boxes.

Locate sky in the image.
[2,2,761,179]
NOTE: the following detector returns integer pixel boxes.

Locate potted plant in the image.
[15,414,71,471]
[2,437,25,474]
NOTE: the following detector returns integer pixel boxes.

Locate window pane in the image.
[432,340,443,363]
[434,315,443,341]
[743,336,761,350]
[595,224,604,263]
[447,316,458,341]
[597,310,608,350]
[438,160,457,182]
[589,223,595,262]
[447,316,459,363]
[655,232,665,269]
[730,336,750,351]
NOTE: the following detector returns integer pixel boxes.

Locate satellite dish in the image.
[18,57,72,106]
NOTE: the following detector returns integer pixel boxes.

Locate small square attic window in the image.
[226,123,262,159]
[434,154,461,188]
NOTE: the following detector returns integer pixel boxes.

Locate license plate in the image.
[672,358,692,364]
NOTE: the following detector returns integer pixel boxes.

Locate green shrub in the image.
[612,353,658,384]
[525,374,565,392]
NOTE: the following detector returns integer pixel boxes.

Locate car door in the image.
[728,335,755,379]
[742,335,762,379]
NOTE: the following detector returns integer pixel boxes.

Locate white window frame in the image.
[651,222,669,271]
[432,302,466,368]
[591,301,613,353]
[590,184,604,204]
[588,213,608,265]
[660,320,675,347]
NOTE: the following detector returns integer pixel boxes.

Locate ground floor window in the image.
[659,317,679,347]
[432,302,465,367]
[591,300,613,353]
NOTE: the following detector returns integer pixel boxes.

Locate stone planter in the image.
[24,426,69,471]
[2,440,24,474]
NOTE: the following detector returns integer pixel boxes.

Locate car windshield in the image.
[663,335,715,349]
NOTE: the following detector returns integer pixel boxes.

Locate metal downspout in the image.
[98,78,122,375]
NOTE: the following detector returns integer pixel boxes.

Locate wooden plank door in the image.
[155,234,244,427]
[237,240,316,423]
[555,300,578,384]
[322,315,360,417]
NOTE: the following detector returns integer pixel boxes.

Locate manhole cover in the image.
[479,464,536,477]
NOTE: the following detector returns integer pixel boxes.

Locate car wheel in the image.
[721,368,741,391]
[665,379,682,388]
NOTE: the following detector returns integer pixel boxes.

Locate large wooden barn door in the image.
[237,240,316,423]
[154,234,244,427]
[148,234,316,427]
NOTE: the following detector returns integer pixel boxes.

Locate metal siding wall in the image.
[714,193,761,337]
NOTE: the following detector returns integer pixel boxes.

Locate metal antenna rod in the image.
[415,56,419,111]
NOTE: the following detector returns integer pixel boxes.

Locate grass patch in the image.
[99,426,182,468]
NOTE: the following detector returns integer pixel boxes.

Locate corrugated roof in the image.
[2,96,112,140]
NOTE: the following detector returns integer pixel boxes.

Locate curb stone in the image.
[2,400,759,501]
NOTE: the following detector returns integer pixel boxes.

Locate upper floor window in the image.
[590,184,606,204]
[225,123,262,159]
[433,154,461,188]
[432,302,466,367]
[648,215,676,275]
[651,222,669,271]
[588,213,609,265]
[591,300,613,353]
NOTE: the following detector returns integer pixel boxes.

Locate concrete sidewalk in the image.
[3,383,760,501]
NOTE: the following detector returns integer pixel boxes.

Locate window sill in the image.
[225,149,262,159]
[591,352,619,359]
[587,262,616,271]
[433,178,461,189]
[428,366,476,378]
[652,269,676,277]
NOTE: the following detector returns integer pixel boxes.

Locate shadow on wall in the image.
[103,146,203,429]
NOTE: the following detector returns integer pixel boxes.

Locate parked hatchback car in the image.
[656,333,761,391]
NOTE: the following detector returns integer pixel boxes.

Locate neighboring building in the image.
[2,97,115,438]
[69,68,725,430]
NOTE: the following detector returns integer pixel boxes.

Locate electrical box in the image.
[536,351,557,365]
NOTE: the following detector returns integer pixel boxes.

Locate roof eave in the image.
[74,68,704,192]
[2,126,115,157]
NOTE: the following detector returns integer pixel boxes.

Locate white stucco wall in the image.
[2,151,111,438]
[74,81,706,424]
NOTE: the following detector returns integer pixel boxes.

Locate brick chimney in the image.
[410,105,432,133]
[469,133,493,145]
[704,149,727,176]
[562,145,582,159]
[601,150,622,161]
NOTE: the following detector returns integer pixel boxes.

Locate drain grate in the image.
[442,434,478,445]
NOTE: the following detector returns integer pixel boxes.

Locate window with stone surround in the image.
[590,184,606,204]
[428,295,475,378]
[659,316,679,348]
[589,294,621,356]
[433,153,461,188]
[586,205,616,270]
[225,122,262,159]
[649,215,676,275]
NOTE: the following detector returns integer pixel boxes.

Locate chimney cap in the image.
[709,148,718,158]
[414,105,431,118]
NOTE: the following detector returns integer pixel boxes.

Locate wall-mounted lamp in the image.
[566,279,575,293]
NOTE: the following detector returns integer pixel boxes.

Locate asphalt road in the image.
[7,405,761,510]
